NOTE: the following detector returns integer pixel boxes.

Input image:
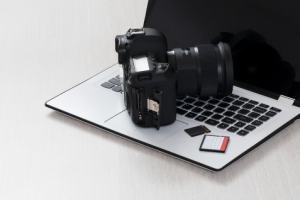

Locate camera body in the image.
[115,28,234,130]
[115,28,177,129]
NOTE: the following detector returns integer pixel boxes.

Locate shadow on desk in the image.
[47,111,297,184]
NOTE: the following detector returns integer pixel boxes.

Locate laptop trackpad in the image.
[106,111,188,143]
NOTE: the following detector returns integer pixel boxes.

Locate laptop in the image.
[45,0,300,171]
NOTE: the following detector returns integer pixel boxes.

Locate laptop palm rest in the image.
[105,111,188,143]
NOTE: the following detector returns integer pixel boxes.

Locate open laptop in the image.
[45,0,300,171]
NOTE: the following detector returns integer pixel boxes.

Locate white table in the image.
[1,0,300,199]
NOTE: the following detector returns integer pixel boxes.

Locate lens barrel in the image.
[167,42,233,96]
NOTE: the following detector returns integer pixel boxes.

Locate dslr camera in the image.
[115,28,233,130]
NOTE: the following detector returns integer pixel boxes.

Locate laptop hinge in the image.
[278,95,295,106]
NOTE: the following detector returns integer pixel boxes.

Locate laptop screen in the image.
[143,0,300,102]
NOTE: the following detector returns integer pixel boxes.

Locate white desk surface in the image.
[1,0,300,199]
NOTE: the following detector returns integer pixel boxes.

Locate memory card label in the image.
[200,135,229,153]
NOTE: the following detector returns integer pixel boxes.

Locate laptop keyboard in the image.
[101,76,282,136]
[176,94,281,136]
[100,75,123,93]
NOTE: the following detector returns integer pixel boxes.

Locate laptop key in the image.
[251,120,263,126]
[249,100,259,105]
[204,104,215,110]
[205,119,219,126]
[223,111,235,117]
[177,96,186,100]
[243,103,255,109]
[239,97,249,101]
[101,82,115,89]
[111,86,122,92]
[253,107,267,113]
[184,98,196,103]
[228,105,239,111]
[265,111,277,117]
[222,117,236,124]
[177,108,187,115]
[248,112,260,118]
[182,104,194,110]
[233,114,253,123]
[185,112,197,118]
[259,116,270,121]
[194,101,205,107]
[238,109,250,115]
[223,97,234,103]
[232,100,244,106]
[227,126,239,133]
[244,125,256,131]
[191,107,203,113]
[212,114,223,120]
[109,78,121,86]
[199,96,210,101]
[195,116,207,122]
[202,111,213,117]
[237,130,249,136]
[217,123,229,129]
[218,102,230,108]
[270,107,282,112]
[259,103,269,108]
[230,94,239,98]
[213,108,225,113]
[213,95,224,100]
[208,99,220,105]
[176,101,184,106]
[235,122,246,128]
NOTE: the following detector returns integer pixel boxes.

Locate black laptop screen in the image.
[144,0,300,101]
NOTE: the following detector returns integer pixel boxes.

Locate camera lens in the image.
[168,42,233,96]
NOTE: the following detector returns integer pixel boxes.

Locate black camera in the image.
[115,28,233,129]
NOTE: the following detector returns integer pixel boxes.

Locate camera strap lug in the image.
[147,89,162,130]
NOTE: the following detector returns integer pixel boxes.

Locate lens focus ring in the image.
[196,44,219,96]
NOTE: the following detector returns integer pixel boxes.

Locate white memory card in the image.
[199,135,229,153]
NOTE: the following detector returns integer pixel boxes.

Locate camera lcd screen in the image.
[133,54,150,72]
[144,0,300,102]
